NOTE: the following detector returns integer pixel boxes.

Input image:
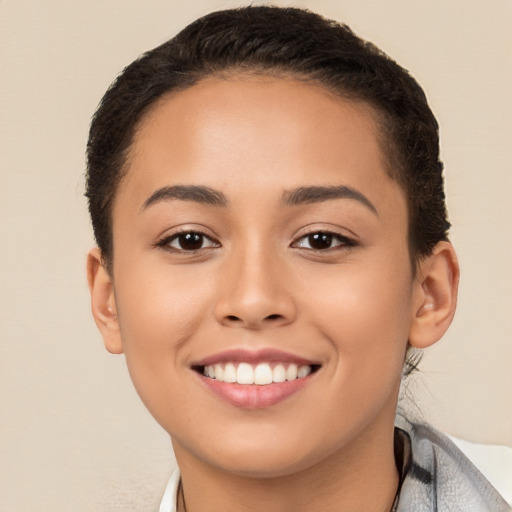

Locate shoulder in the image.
[395,414,511,512]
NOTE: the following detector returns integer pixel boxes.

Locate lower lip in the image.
[197,374,312,409]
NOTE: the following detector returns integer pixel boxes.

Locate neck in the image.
[173,418,399,512]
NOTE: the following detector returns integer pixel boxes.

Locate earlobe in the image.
[409,241,460,349]
[87,248,124,354]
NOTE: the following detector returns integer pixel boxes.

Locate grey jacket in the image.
[394,415,510,511]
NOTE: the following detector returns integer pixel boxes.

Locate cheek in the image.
[112,265,216,401]
[301,258,413,375]
[111,281,211,436]
[116,263,214,344]
[299,270,412,434]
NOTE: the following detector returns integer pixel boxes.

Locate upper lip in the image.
[191,348,320,367]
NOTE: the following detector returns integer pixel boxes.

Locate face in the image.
[107,76,422,477]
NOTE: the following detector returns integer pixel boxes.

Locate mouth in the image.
[193,361,321,385]
[191,349,321,409]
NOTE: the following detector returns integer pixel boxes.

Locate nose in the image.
[213,246,297,330]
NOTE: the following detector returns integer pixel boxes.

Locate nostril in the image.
[221,312,291,328]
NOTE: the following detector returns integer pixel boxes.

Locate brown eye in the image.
[161,231,219,252]
[177,232,204,250]
[293,231,354,251]
[307,233,334,250]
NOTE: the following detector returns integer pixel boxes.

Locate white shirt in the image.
[159,468,181,512]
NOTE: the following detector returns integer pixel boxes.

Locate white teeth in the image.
[236,363,254,384]
[254,363,273,385]
[286,363,298,381]
[223,363,237,383]
[298,365,312,378]
[201,362,315,385]
[272,364,286,383]
[214,364,224,381]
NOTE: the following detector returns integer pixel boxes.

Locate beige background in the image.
[1,0,511,510]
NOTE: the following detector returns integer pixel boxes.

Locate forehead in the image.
[118,76,405,219]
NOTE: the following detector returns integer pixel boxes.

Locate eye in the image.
[158,231,220,252]
[292,231,355,251]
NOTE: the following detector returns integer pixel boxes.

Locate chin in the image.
[193,432,330,479]
[211,453,318,480]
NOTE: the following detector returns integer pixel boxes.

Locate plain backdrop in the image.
[1,1,511,510]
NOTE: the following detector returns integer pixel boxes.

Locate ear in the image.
[86,247,123,354]
[409,241,460,349]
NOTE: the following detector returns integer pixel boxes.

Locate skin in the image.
[88,76,459,512]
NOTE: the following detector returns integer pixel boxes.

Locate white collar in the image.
[159,467,181,512]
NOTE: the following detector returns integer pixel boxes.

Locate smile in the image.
[200,362,316,385]
[192,349,321,408]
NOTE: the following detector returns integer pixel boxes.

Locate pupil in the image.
[309,233,332,249]
[179,233,203,250]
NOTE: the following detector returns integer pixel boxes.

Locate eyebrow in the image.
[141,183,377,215]
[282,185,378,215]
[141,185,228,211]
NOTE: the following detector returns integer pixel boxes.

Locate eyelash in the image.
[156,229,356,254]
[291,231,356,252]
[155,230,220,253]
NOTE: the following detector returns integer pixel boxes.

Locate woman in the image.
[85,6,510,511]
